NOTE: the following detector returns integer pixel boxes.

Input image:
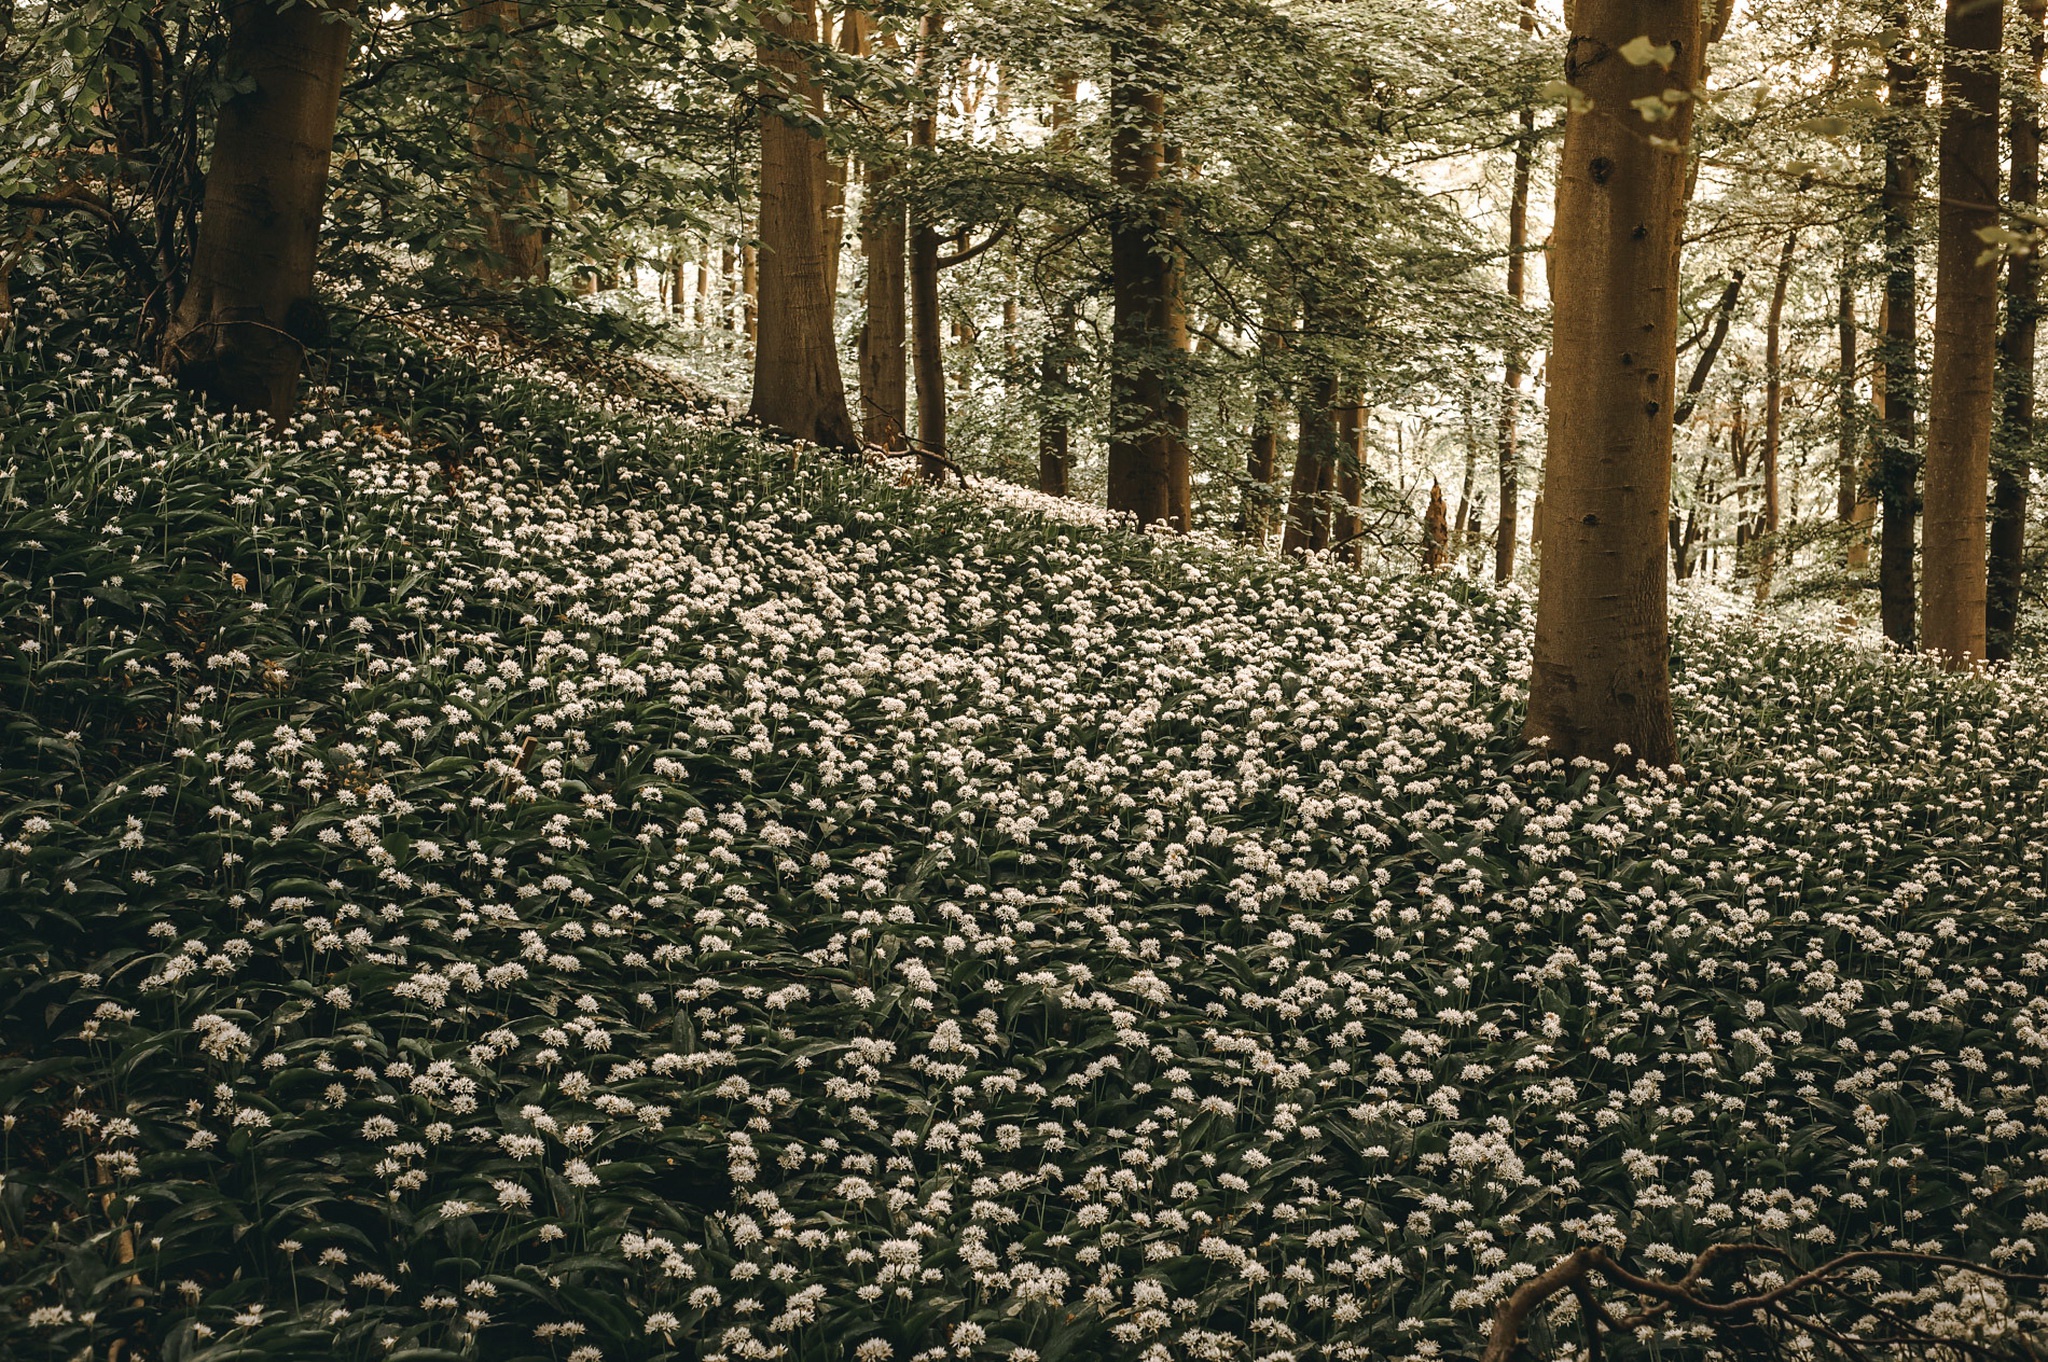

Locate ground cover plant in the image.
[6,277,2048,1362]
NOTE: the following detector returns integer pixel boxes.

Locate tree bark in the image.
[747,0,856,450]
[460,0,547,286]
[1757,229,1796,598]
[1878,5,1925,648]
[1496,0,1537,584]
[1104,0,1186,527]
[909,14,948,480]
[1524,0,1703,770]
[1282,363,1338,555]
[1919,0,2003,665]
[1991,0,2044,662]
[858,32,909,452]
[1838,248,1871,571]
[1334,399,1368,565]
[161,0,356,417]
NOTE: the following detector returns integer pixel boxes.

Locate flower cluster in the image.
[3,282,2046,1362]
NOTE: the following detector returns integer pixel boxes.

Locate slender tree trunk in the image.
[1757,230,1796,598]
[742,242,759,341]
[1992,0,2044,662]
[909,15,947,480]
[858,34,909,452]
[1105,0,1185,527]
[1496,0,1537,584]
[1245,394,1278,538]
[1423,481,1451,570]
[1282,363,1338,555]
[1038,297,1075,495]
[820,8,867,306]
[1838,249,1871,572]
[161,0,356,416]
[1878,6,1925,648]
[697,240,715,326]
[747,0,857,449]
[1920,0,2003,665]
[460,0,546,285]
[1524,0,1703,770]
[1672,271,1744,425]
[1334,399,1368,565]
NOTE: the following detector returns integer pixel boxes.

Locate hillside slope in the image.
[5,285,2048,1362]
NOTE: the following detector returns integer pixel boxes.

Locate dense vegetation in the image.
[6,277,2048,1361]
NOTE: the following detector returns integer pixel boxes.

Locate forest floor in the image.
[6,280,2048,1362]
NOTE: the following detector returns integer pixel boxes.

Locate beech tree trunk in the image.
[1991,0,2044,663]
[1757,230,1796,598]
[162,0,356,417]
[910,15,947,480]
[1919,0,2003,665]
[1282,364,1338,555]
[1037,74,1080,497]
[460,0,546,286]
[858,31,908,452]
[1878,8,1924,648]
[1524,0,1703,770]
[1105,0,1186,527]
[747,0,856,450]
[1334,399,1367,565]
[1838,251,1872,570]
[1496,0,1536,584]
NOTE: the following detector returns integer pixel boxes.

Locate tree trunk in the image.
[747,0,856,449]
[161,0,355,417]
[1672,271,1743,425]
[1104,0,1185,527]
[1878,6,1925,648]
[1991,0,2044,663]
[1282,364,1338,555]
[1038,299,1075,495]
[909,15,947,480]
[742,242,759,341]
[1496,0,1537,584]
[460,0,547,286]
[1839,249,1873,570]
[1334,398,1367,565]
[1757,230,1796,598]
[1524,0,1703,770]
[1919,0,2003,665]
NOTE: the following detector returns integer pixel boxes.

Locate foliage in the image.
[5,274,2048,1362]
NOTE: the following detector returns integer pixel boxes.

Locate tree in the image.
[1524,0,1706,769]
[1991,0,2045,663]
[161,0,357,417]
[1876,4,1925,649]
[1756,228,1797,597]
[1919,0,2003,665]
[748,0,858,451]
[1104,0,1186,528]
[1495,0,1537,584]
[460,0,547,285]
[910,14,948,479]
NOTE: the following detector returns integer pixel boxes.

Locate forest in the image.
[4,0,2048,1359]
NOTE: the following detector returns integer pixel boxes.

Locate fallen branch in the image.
[1482,1243,2048,1362]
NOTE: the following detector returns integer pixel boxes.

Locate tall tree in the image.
[161,0,357,416]
[1039,73,1081,496]
[1104,0,1187,527]
[1919,0,2003,664]
[1495,0,1537,584]
[1991,0,2045,662]
[460,0,546,285]
[1282,364,1339,554]
[748,0,857,450]
[857,25,909,451]
[910,14,948,479]
[1876,4,1925,648]
[1756,229,1797,597]
[1524,0,1705,769]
